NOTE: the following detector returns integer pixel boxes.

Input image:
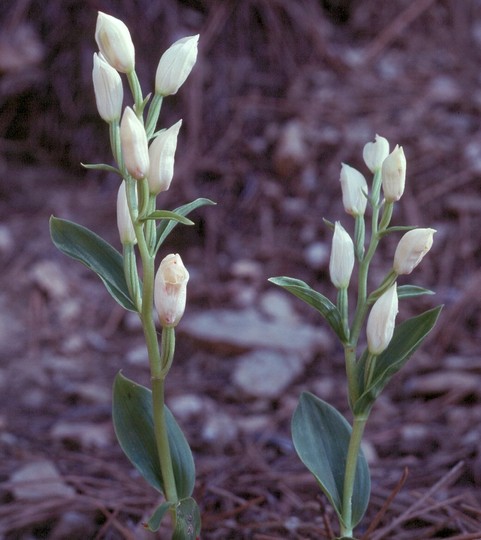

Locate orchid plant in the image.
[50,12,213,538]
[270,135,442,539]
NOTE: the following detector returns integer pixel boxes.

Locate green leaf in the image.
[143,210,194,226]
[155,198,216,251]
[378,225,417,237]
[397,285,434,299]
[292,392,370,529]
[112,372,195,499]
[268,276,348,342]
[173,498,201,540]
[81,162,121,175]
[49,216,136,311]
[354,306,443,415]
[145,501,173,532]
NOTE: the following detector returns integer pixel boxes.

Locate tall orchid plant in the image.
[270,135,442,539]
[50,12,213,538]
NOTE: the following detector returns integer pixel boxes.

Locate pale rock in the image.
[230,259,263,281]
[169,394,206,421]
[57,298,82,324]
[10,460,75,501]
[202,412,238,447]
[30,260,69,299]
[51,421,113,449]
[304,241,329,270]
[180,308,330,357]
[50,510,97,540]
[406,371,481,397]
[259,290,298,322]
[274,120,308,177]
[126,344,149,365]
[233,350,303,399]
[236,414,271,434]
[59,334,85,354]
[74,382,110,404]
[427,76,461,104]
[361,440,378,465]
[42,355,86,377]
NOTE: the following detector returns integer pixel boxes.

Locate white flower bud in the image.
[393,228,436,275]
[329,222,355,289]
[116,181,136,244]
[154,253,189,327]
[367,283,398,355]
[339,163,368,216]
[363,134,389,173]
[381,145,406,202]
[95,12,135,73]
[155,35,199,96]
[120,107,149,180]
[92,53,123,122]
[148,120,182,194]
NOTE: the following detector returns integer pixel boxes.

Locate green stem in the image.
[127,70,144,114]
[340,415,368,537]
[123,244,142,311]
[146,194,157,255]
[133,204,178,506]
[151,380,178,506]
[353,214,365,262]
[109,120,122,167]
[350,171,382,344]
[344,345,359,408]
[337,287,349,342]
[145,93,164,139]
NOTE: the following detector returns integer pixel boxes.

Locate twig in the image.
[371,461,465,539]
[361,467,409,540]
[361,0,438,65]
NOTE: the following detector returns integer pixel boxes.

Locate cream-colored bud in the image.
[381,145,406,202]
[92,53,123,122]
[340,163,368,216]
[148,120,182,194]
[329,222,355,289]
[363,134,389,173]
[116,181,136,244]
[154,253,189,327]
[120,107,149,180]
[95,12,135,73]
[393,228,436,275]
[155,35,199,96]
[367,283,398,355]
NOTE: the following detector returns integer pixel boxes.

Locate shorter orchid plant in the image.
[50,12,213,539]
[270,136,442,539]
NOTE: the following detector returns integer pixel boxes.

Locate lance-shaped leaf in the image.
[292,392,370,529]
[112,372,195,499]
[145,501,173,532]
[141,210,194,226]
[156,198,216,251]
[50,216,136,311]
[397,285,434,299]
[268,276,348,342]
[353,305,443,415]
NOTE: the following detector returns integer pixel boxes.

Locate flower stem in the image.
[132,205,178,506]
[340,414,368,537]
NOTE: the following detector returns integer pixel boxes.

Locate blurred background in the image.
[1,0,481,538]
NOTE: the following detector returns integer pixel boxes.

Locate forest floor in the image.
[1,1,481,538]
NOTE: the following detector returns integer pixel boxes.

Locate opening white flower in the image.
[154,254,189,327]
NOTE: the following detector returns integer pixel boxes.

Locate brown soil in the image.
[1,1,481,538]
